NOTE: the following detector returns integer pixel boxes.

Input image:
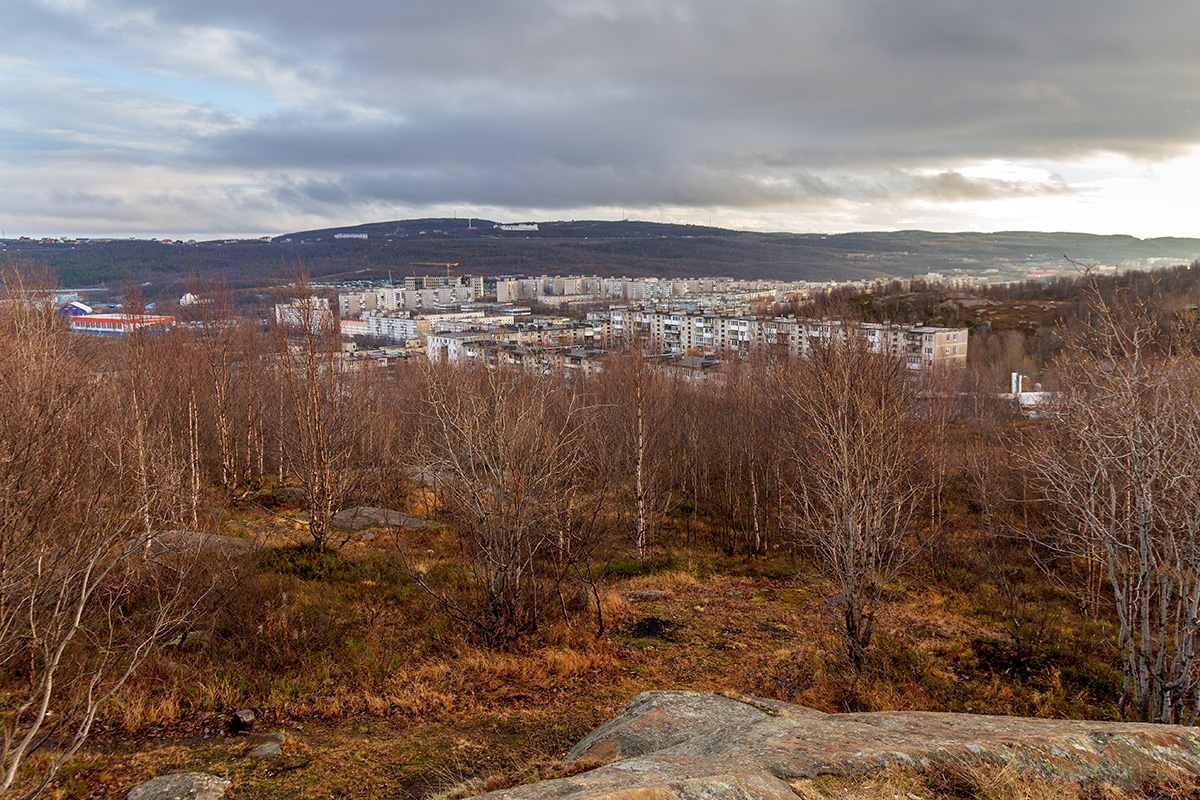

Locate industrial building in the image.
[69,313,176,335]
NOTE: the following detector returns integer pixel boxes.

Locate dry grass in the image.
[791,763,1149,800]
[597,588,632,626]
[926,761,1084,800]
[623,570,700,594]
[431,758,604,800]
[41,500,1132,799]
[106,692,182,733]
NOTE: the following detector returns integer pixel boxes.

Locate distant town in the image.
[285,272,969,375]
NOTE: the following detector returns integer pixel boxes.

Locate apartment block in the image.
[339,285,474,317]
[606,310,967,370]
[362,310,514,344]
[275,297,333,334]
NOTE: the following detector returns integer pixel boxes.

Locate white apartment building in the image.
[339,285,474,317]
[496,278,544,304]
[365,315,422,343]
[275,297,333,334]
[554,276,585,296]
[425,332,476,365]
[607,310,967,370]
[363,310,515,344]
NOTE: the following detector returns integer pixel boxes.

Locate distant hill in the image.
[6,219,1200,301]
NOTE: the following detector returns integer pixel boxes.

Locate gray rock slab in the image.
[331,506,438,530]
[479,690,1200,800]
[127,773,230,800]
[147,530,263,557]
[566,691,803,764]
[248,741,282,758]
[248,487,306,507]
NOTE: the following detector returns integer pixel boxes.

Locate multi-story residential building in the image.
[554,276,585,296]
[496,278,543,304]
[362,310,515,344]
[275,297,333,334]
[365,315,423,343]
[339,291,378,318]
[339,285,474,317]
[604,310,967,370]
[425,331,475,365]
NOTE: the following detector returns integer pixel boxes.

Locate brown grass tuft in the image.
[623,570,699,594]
[925,761,1083,800]
[597,588,633,627]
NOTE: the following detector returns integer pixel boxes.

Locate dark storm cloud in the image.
[6,0,1200,232]
[149,0,1200,210]
[274,162,811,211]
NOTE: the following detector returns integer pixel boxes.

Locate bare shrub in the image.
[409,364,607,638]
[0,273,208,797]
[776,341,933,671]
[1018,279,1200,724]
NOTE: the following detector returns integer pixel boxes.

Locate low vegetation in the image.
[5,265,1200,799]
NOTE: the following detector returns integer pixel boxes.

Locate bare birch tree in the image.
[193,278,245,497]
[411,363,604,637]
[778,341,931,670]
[0,274,204,798]
[596,348,684,558]
[1018,284,1200,724]
[708,357,784,555]
[273,272,367,550]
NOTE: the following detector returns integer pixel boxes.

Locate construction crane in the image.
[409,262,460,281]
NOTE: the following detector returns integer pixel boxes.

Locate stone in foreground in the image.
[126,773,230,800]
[248,741,282,758]
[478,691,1200,800]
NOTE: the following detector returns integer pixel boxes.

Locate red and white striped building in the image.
[69,313,176,335]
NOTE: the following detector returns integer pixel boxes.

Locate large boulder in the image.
[127,773,229,800]
[330,506,439,531]
[146,530,263,558]
[565,691,822,764]
[477,691,1200,800]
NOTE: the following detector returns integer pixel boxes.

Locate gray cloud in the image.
[5,0,1200,235]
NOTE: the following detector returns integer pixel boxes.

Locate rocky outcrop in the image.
[126,773,230,800]
[147,530,263,557]
[478,691,1200,800]
[331,506,439,530]
[294,506,440,531]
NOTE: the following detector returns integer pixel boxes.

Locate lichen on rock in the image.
[476,691,1200,800]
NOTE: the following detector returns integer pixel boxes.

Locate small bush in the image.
[746,557,798,581]
[601,555,679,579]
[257,544,359,583]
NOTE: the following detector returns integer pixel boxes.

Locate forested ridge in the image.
[8,220,1200,297]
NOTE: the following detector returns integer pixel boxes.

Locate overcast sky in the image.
[4,0,1200,239]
